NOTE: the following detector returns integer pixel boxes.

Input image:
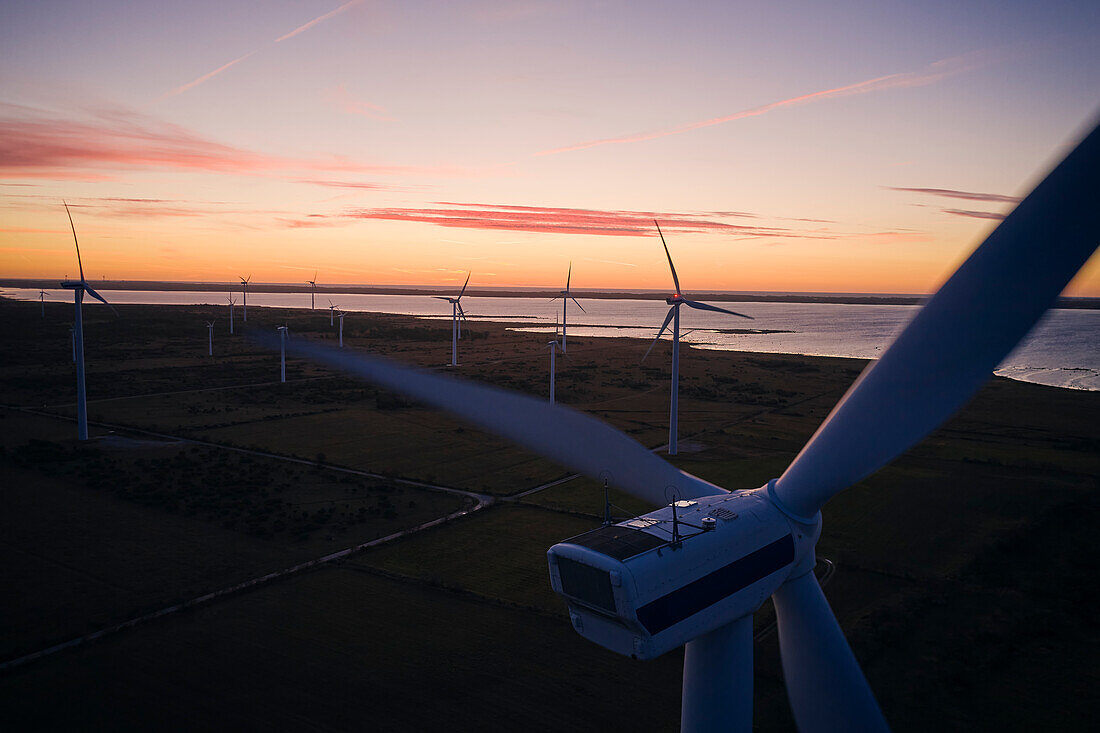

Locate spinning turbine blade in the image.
[82,285,116,314]
[773,121,1100,519]
[569,297,586,313]
[654,220,681,295]
[566,261,572,290]
[683,299,752,319]
[772,571,888,732]
[642,307,676,361]
[64,202,85,282]
[458,272,471,299]
[263,336,724,506]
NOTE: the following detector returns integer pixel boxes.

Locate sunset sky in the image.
[2,0,1098,294]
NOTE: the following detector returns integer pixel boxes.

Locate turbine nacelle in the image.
[666,293,684,306]
[548,486,820,661]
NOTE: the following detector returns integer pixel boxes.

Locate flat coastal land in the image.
[0,296,1097,731]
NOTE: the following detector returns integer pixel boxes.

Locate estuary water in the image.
[7,288,1098,391]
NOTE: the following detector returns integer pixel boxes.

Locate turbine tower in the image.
[59,202,116,441]
[39,290,48,318]
[308,271,317,310]
[69,325,75,362]
[239,275,251,322]
[548,318,561,405]
[227,294,236,334]
[277,325,289,382]
[337,311,347,348]
[268,120,1100,733]
[328,299,339,326]
[206,320,216,356]
[550,262,585,353]
[433,273,471,367]
[644,221,752,455]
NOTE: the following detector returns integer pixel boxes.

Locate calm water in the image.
[9,287,1098,391]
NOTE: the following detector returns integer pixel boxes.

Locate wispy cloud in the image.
[536,51,993,156]
[163,51,256,98]
[942,208,1007,220]
[0,105,466,180]
[287,202,902,240]
[277,0,364,42]
[886,186,1020,204]
[323,85,393,120]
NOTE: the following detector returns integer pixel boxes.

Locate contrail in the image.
[536,51,992,156]
[163,51,256,98]
[277,0,363,42]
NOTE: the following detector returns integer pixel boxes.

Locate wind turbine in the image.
[227,294,236,334]
[239,275,251,322]
[265,121,1100,732]
[337,311,347,348]
[277,325,289,382]
[59,202,116,441]
[38,290,49,318]
[548,316,561,405]
[308,271,318,310]
[206,320,216,356]
[550,262,585,353]
[643,221,752,456]
[433,273,471,367]
[328,299,339,326]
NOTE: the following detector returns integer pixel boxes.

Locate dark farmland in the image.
[0,296,1097,731]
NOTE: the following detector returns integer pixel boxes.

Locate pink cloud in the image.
[536,51,994,156]
[942,208,1007,220]
[0,106,464,181]
[887,186,1020,204]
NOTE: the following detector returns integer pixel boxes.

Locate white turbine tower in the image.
[206,320,216,356]
[39,290,49,318]
[227,294,236,334]
[266,121,1100,733]
[433,273,471,367]
[337,311,347,348]
[277,325,289,382]
[547,318,561,405]
[308,271,318,310]
[643,221,752,456]
[328,299,339,325]
[550,262,585,353]
[59,202,116,441]
[240,275,251,322]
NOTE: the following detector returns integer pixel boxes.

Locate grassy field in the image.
[1,295,1097,730]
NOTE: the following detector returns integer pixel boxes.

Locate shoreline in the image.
[4,279,1098,309]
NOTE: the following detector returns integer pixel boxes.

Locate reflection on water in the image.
[6,288,1097,391]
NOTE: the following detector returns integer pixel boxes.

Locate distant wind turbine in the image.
[643,221,752,455]
[548,316,561,405]
[337,311,347,348]
[227,294,236,334]
[328,299,339,325]
[39,290,49,318]
[60,202,117,441]
[240,275,251,322]
[277,325,289,382]
[206,320,216,356]
[308,271,318,310]
[433,273,471,367]
[550,262,584,353]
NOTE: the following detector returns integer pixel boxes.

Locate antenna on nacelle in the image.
[665,486,682,549]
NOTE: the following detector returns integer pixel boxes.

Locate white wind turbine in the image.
[337,311,347,348]
[328,299,339,326]
[206,320,216,356]
[550,262,585,353]
[264,121,1100,732]
[227,294,236,334]
[434,273,471,367]
[308,271,318,310]
[547,316,561,405]
[643,221,752,456]
[39,290,49,318]
[60,202,116,441]
[239,275,251,321]
[277,325,289,382]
